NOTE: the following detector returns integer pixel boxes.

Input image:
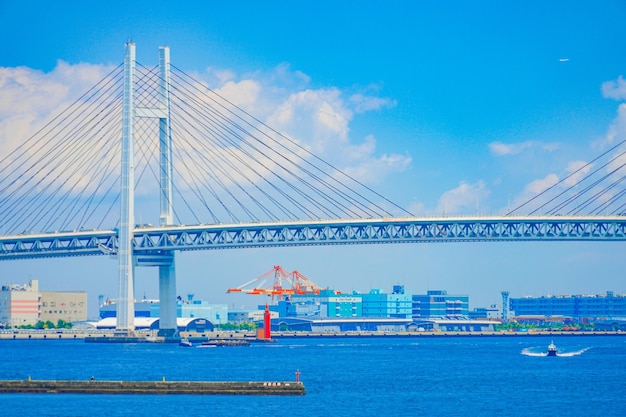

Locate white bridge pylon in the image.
[117,43,177,338]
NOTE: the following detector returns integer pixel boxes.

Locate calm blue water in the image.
[1,335,625,416]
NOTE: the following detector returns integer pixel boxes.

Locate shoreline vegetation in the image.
[0,329,624,341]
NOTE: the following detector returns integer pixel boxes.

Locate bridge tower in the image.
[116,43,178,338]
[154,45,178,338]
[116,42,136,336]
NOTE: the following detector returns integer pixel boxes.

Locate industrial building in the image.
[272,316,412,332]
[39,291,88,324]
[270,285,412,319]
[509,291,626,320]
[0,280,87,328]
[228,309,279,324]
[411,290,469,319]
[273,290,362,318]
[469,306,500,320]
[76,317,214,332]
[98,295,228,326]
[361,285,412,318]
[0,280,39,327]
[411,318,497,332]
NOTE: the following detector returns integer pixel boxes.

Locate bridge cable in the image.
[168,68,376,220]
[507,139,626,215]
[171,65,409,219]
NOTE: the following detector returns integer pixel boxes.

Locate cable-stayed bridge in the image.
[1,43,625,338]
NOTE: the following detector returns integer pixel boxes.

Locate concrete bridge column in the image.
[158,260,177,338]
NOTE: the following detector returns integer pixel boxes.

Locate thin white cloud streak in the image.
[488,140,559,156]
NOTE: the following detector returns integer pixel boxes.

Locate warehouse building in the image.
[510,291,626,320]
[0,280,87,328]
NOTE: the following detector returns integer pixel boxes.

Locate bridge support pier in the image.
[158,258,178,338]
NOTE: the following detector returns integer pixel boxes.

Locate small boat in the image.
[547,341,558,356]
[201,339,250,347]
[179,338,193,347]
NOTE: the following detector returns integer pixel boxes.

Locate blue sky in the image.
[1,1,626,318]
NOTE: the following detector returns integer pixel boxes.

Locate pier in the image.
[0,379,305,396]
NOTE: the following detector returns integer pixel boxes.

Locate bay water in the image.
[1,335,624,416]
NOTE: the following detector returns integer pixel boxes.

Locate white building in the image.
[39,291,87,324]
[0,280,88,328]
[0,280,40,327]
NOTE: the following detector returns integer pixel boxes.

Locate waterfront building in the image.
[99,295,228,325]
[412,290,469,319]
[593,318,626,331]
[77,317,214,332]
[273,289,363,318]
[99,298,157,318]
[469,306,500,320]
[271,286,412,319]
[509,291,626,320]
[39,291,87,324]
[410,318,497,332]
[0,280,40,327]
[0,280,87,328]
[177,297,228,325]
[228,309,278,324]
[360,285,412,319]
[272,316,412,332]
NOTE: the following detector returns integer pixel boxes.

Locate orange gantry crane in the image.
[227,265,323,300]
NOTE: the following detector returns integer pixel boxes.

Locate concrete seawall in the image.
[0,379,305,396]
[0,330,624,341]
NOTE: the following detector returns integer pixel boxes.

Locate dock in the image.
[0,379,305,396]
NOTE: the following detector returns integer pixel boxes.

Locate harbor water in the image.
[1,334,625,416]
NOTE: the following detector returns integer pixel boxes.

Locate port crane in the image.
[227,265,323,300]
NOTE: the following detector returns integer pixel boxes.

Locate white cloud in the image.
[601,75,626,101]
[0,61,115,155]
[266,88,351,153]
[0,60,413,229]
[204,65,405,182]
[526,173,559,195]
[489,140,559,156]
[505,173,560,214]
[562,160,591,187]
[602,103,626,147]
[607,151,626,173]
[349,93,396,113]
[436,180,490,215]
[207,67,236,85]
[217,79,262,110]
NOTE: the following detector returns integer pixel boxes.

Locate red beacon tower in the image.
[263,303,271,339]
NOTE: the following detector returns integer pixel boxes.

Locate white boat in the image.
[547,341,558,356]
[179,338,193,347]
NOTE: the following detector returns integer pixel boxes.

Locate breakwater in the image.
[0,379,305,396]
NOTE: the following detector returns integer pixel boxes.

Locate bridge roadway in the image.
[1,215,625,261]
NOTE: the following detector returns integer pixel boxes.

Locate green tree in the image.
[56,319,72,329]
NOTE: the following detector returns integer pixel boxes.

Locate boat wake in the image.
[521,347,591,357]
[521,348,548,357]
[555,347,590,357]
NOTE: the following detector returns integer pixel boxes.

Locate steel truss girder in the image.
[1,216,625,261]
